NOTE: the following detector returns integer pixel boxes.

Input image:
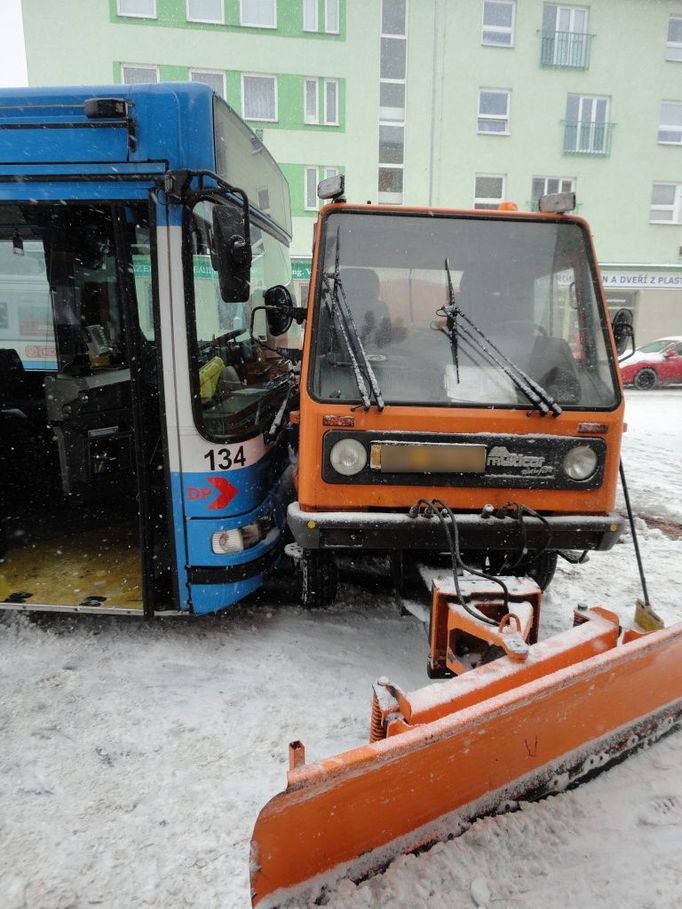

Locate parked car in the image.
[620,336,682,389]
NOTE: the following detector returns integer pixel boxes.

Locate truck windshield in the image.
[310,210,619,410]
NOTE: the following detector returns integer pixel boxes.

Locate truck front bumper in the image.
[288,502,624,553]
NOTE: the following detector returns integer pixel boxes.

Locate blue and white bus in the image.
[0,82,297,616]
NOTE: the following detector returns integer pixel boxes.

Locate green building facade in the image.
[20,0,682,340]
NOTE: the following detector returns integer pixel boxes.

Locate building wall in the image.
[20,0,682,334]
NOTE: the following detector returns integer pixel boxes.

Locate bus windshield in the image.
[310,210,619,411]
[187,199,292,440]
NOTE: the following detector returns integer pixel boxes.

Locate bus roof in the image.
[0,82,291,235]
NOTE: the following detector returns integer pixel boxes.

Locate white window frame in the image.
[666,16,682,62]
[241,73,278,122]
[117,0,156,18]
[239,0,277,29]
[121,63,160,84]
[481,0,515,48]
[474,173,506,209]
[186,0,224,24]
[477,89,511,134]
[531,176,575,208]
[304,78,319,124]
[303,0,318,32]
[657,100,682,144]
[564,94,609,153]
[649,182,682,224]
[382,0,408,37]
[189,68,226,98]
[323,79,339,125]
[305,166,339,211]
[543,4,589,66]
[325,0,340,34]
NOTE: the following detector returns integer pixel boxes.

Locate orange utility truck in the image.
[246,181,682,909]
[287,177,629,607]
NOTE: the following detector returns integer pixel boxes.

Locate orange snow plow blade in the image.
[250,599,682,908]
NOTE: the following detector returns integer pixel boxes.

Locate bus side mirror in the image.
[612,308,634,359]
[212,203,252,303]
[263,285,295,336]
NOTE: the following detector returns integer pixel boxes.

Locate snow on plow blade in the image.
[250,607,682,908]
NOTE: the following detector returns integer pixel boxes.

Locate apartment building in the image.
[20,0,682,339]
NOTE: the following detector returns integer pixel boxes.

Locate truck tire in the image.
[298,549,338,609]
[634,367,657,390]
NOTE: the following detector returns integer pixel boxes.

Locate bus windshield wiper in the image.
[439,259,562,417]
[320,230,385,412]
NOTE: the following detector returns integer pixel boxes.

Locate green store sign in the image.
[291,260,312,281]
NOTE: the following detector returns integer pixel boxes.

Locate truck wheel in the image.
[298,549,338,609]
[634,367,657,390]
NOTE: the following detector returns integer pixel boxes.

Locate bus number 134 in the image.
[203,446,246,471]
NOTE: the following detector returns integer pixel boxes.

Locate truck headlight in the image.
[329,438,367,476]
[562,445,598,481]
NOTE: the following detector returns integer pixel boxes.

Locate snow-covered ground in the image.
[1,389,681,909]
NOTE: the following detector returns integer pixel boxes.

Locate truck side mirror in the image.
[611,309,634,358]
[212,202,252,303]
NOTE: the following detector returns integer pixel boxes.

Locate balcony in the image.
[540,30,593,69]
[563,121,614,156]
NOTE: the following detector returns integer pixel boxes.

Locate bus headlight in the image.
[562,445,598,481]
[211,516,272,554]
[329,438,367,476]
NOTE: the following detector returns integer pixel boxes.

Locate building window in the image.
[482,1,515,47]
[381,36,407,79]
[378,0,407,203]
[541,4,590,68]
[658,101,682,144]
[563,94,611,154]
[324,79,338,125]
[474,174,505,209]
[190,69,225,98]
[303,0,317,31]
[325,0,340,33]
[304,79,319,123]
[117,0,156,17]
[380,81,405,121]
[379,124,404,165]
[383,0,406,35]
[667,16,682,62]
[531,176,575,209]
[378,166,404,202]
[242,74,277,121]
[187,0,224,23]
[240,0,276,28]
[121,64,159,83]
[650,183,682,224]
[305,166,338,210]
[478,89,510,134]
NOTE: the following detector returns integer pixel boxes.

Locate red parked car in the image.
[620,336,682,389]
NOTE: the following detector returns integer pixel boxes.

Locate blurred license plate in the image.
[370,443,486,474]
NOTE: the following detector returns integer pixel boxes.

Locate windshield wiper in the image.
[440,259,562,417]
[321,230,385,412]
